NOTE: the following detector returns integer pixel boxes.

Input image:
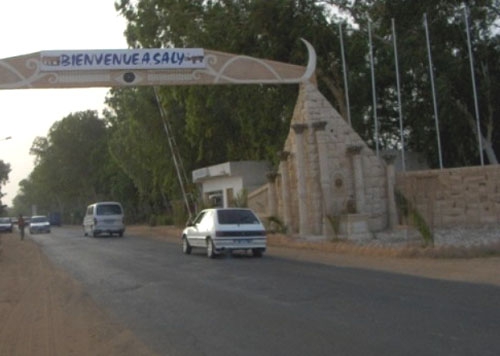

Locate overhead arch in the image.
[0,39,316,90]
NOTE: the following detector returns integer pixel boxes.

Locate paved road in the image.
[31,227,500,356]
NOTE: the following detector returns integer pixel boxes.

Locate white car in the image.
[0,217,13,233]
[29,215,51,234]
[182,208,267,258]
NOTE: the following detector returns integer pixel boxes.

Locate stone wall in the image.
[246,82,499,241]
[248,83,500,241]
[396,165,500,228]
[248,184,269,217]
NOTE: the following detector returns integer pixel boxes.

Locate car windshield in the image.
[217,209,260,225]
[96,204,122,215]
[31,216,48,223]
[0,217,10,223]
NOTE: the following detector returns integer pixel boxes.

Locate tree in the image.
[104,87,179,217]
[109,0,500,220]
[113,0,335,163]
[15,110,138,223]
[330,0,499,166]
[0,160,11,214]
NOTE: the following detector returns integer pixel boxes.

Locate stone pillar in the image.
[266,171,278,217]
[382,152,398,229]
[278,151,292,231]
[346,144,365,214]
[312,121,331,236]
[292,123,310,236]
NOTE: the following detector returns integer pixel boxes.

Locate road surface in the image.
[30,227,500,356]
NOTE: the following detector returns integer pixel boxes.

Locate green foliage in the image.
[170,199,190,227]
[326,214,341,238]
[13,111,139,222]
[148,214,173,227]
[267,215,287,234]
[114,0,499,170]
[148,214,157,227]
[333,0,499,166]
[0,160,11,215]
[231,189,248,208]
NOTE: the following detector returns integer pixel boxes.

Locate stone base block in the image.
[339,214,373,241]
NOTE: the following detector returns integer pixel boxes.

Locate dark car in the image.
[0,217,13,233]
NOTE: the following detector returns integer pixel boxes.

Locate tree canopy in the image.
[13,111,139,222]
[10,0,500,222]
[0,159,11,215]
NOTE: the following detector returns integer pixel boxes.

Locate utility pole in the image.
[154,88,194,221]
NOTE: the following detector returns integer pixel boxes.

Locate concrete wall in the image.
[396,165,500,228]
[193,161,270,208]
[201,176,243,208]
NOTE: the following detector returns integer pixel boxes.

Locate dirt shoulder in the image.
[0,233,155,356]
[1,226,499,355]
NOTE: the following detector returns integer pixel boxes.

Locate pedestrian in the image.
[18,214,25,240]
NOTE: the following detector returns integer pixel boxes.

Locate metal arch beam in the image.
[0,40,317,90]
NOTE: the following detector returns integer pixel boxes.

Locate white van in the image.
[83,201,125,237]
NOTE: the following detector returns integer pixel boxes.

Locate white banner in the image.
[40,48,205,71]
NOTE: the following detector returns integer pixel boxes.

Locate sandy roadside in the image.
[1,226,499,355]
[0,233,155,356]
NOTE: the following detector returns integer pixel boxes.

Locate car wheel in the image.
[118,231,124,237]
[92,228,98,237]
[252,248,263,257]
[206,237,216,259]
[182,236,192,255]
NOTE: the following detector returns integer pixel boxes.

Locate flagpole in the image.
[392,18,406,172]
[339,23,352,126]
[463,4,484,166]
[368,19,379,157]
[424,13,443,169]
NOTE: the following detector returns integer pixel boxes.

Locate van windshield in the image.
[96,204,122,216]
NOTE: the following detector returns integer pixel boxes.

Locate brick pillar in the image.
[346,144,365,214]
[312,121,330,236]
[266,171,278,217]
[382,152,398,229]
[278,151,292,231]
[292,123,309,235]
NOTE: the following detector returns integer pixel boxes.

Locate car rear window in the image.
[96,204,122,216]
[31,216,48,223]
[0,217,11,223]
[217,210,260,225]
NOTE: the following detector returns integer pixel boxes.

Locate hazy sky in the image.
[0,1,128,206]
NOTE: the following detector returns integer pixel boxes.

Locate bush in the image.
[171,200,190,227]
[267,216,287,234]
[395,190,434,247]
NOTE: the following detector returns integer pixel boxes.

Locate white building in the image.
[192,161,271,208]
